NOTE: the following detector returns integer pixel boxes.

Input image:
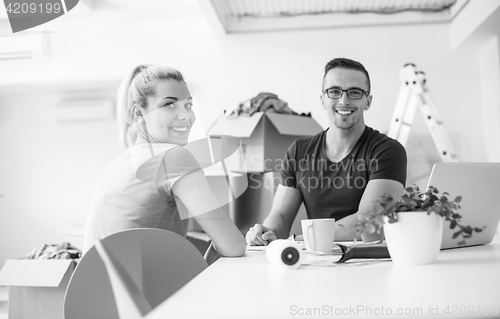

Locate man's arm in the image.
[334,179,404,241]
[334,136,407,242]
[245,185,303,245]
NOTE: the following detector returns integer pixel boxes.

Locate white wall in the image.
[479,36,500,162]
[0,2,497,264]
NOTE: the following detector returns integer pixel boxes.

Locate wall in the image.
[479,36,500,161]
[0,3,496,264]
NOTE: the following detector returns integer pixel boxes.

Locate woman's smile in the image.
[170,126,189,133]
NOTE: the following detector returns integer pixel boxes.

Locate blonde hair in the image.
[116,64,185,148]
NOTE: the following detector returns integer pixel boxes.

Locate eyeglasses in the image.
[323,87,368,100]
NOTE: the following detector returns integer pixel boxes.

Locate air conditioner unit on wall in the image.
[0,32,50,61]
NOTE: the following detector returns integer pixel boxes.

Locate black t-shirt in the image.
[280,126,407,221]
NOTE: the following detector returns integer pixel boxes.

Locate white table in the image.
[147,237,500,319]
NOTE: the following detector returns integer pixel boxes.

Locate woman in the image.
[83,64,246,258]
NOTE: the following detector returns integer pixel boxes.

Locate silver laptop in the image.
[425,163,500,249]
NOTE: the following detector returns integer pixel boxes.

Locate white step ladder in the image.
[388,63,458,162]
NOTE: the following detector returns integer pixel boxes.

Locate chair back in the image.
[64,228,208,319]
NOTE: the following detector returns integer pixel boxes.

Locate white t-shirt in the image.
[83,143,201,253]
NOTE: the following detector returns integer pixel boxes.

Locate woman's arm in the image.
[172,170,246,257]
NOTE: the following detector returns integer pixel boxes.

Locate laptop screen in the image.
[426,163,500,249]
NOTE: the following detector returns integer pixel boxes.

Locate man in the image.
[246,57,407,245]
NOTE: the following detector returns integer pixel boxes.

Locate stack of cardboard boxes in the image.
[208,112,322,233]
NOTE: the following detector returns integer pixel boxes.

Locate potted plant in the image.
[356,185,484,265]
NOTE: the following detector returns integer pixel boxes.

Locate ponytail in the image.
[116,65,150,148]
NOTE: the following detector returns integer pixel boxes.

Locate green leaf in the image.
[388,215,398,223]
[464,226,473,235]
[422,202,433,210]
[405,187,414,192]
[408,200,418,207]
[474,227,484,233]
[399,206,412,212]
[454,196,462,203]
[449,220,457,229]
[452,230,462,239]
[428,206,439,214]
[452,213,461,219]
[440,196,448,202]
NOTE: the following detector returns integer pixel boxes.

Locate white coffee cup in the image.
[301,218,336,254]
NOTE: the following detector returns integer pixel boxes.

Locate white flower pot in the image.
[384,211,443,265]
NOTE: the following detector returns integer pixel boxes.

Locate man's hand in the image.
[245,223,277,246]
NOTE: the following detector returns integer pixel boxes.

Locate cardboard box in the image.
[0,259,77,319]
[208,112,323,173]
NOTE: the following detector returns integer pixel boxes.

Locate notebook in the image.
[425,163,500,249]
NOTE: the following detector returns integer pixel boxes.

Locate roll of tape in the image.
[266,239,302,269]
